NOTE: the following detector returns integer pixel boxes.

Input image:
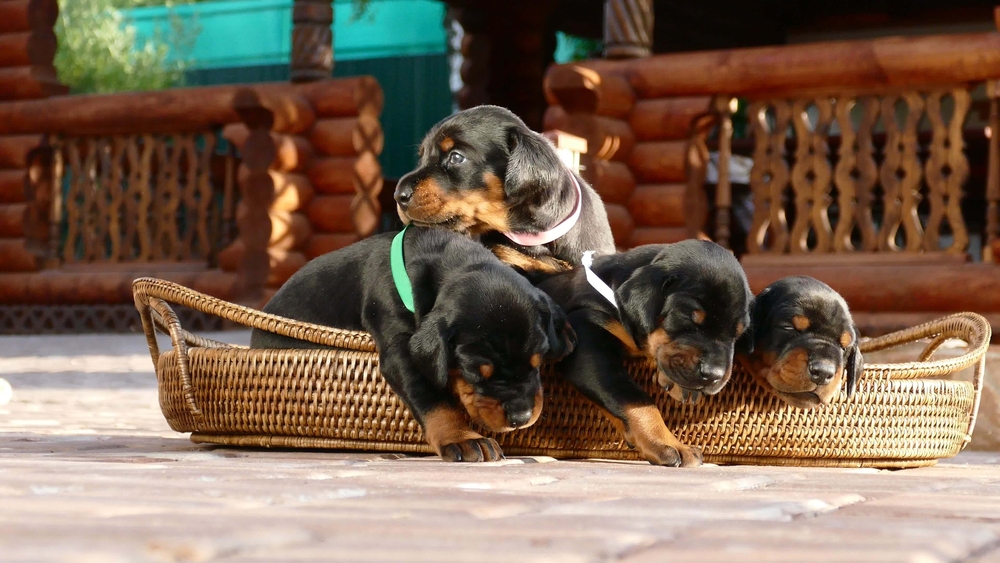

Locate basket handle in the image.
[132,277,377,351]
[132,277,379,419]
[860,313,991,380]
[860,312,991,449]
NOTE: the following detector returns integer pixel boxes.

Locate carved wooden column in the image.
[291,0,334,82]
[603,0,654,59]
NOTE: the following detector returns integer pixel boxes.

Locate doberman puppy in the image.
[250,226,576,462]
[535,240,753,467]
[393,105,615,275]
[736,276,863,409]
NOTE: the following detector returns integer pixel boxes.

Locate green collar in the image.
[390,225,416,313]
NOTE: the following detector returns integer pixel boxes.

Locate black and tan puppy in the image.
[737,276,863,409]
[393,105,615,274]
[536,240,752,467]
[250,226,576,462]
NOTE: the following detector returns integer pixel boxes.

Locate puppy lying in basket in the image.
[535,240,753,467]
[737,276,863,409]
[250,226,576,462]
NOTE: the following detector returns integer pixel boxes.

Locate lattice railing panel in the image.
[51,133,238,265]
[746,88,972,256]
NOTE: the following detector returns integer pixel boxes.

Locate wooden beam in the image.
[309,116,384,157]
[0,0,58,35]
[628,141,687,183]
[544,65,635,118]
[630,97,710,141]
[0,29,57,68]
[583,31,1000,98]
[628,184,686,228]
[290,0,334,82]
[0,269,240,304]
[603,0,653,59]
[0,66,66,100]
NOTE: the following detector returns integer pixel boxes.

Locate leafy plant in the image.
[54,0,201,94]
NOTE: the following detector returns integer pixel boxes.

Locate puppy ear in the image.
[409,310,453,390]
[735,320,755,357]
[505,127,565,198]
[845,326,863,398]
[537,294,577,361]
[617,264,671,338]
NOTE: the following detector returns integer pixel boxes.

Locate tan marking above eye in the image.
[792,315,810,331]
[479,364,494,379]
[691,310,706,324]
[439,136,455,152]
[736,322,745,336]
[840,331,853,348]
[530,353,542,368]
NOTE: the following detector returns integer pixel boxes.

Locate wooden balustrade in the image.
[0,78,385,316]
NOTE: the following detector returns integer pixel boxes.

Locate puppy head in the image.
[739,276,862,409]
[394,105,567,234]
[617,240,752,401]
[409,275,575,432]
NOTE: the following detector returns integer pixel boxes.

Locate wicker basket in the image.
[133,277,992,468]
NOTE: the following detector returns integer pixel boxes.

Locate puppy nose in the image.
[808,359,837,386]
[394,184,414,209]
[506,408,534,428]
[699,363,728,384]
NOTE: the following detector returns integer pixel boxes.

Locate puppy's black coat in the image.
[536,240,752,467]
[394,105,615,275]
[250,226,576,462]
[736,276,862,409]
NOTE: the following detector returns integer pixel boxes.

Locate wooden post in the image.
[603,0,653,59]
[290,0,334,83]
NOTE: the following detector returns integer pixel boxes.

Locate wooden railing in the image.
[0,78,384,315]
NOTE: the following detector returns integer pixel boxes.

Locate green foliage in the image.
[54,0,201,94]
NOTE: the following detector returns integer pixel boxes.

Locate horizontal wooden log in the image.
[307,154,382,195]
[543,107,635,161]
[0,268,240,304]
[292,76,384,118]
[309,115,384,157]
[0,135,42,168]
[305,233,358,259]
[0,170,25,203]
[223,124,314,173]
[628,141,688,183]
[269,210,312,251]
[0,66,66,100]
[544,64,635,119]
[0,29,57,67]
[628,184,687,227]
[0,237,38,272]
[0,0,58,35]
[307,194,356,233]
[0,84,244,135]
[0,203,26,237]
[267,249,308,287]
[581,31,1000,98]
[232,88,315,135]
[605,203,634,247]
[586,159,635,205]
[742,262,1000,312]
[630,97,710,141]
[627,227,691,248]
[271,172,314,212]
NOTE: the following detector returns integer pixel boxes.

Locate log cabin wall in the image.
[543,64,705,249]
[545,28,1000,336]
[0,78,384,333]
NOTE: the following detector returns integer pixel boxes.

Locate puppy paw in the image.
[439,437,503,462]
[640,442,703,467]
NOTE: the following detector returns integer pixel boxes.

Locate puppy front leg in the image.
[558,314,703,467]
[376,338,502,462]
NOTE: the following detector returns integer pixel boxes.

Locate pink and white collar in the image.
[500,174,582,247]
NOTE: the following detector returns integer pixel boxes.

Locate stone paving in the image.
[2,333,1000,562]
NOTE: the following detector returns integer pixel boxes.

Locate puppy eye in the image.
[447,151,466,165]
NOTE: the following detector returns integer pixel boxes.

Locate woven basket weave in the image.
[133,277,991,468]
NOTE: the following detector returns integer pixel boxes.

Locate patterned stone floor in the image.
[2,333,1000,562]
